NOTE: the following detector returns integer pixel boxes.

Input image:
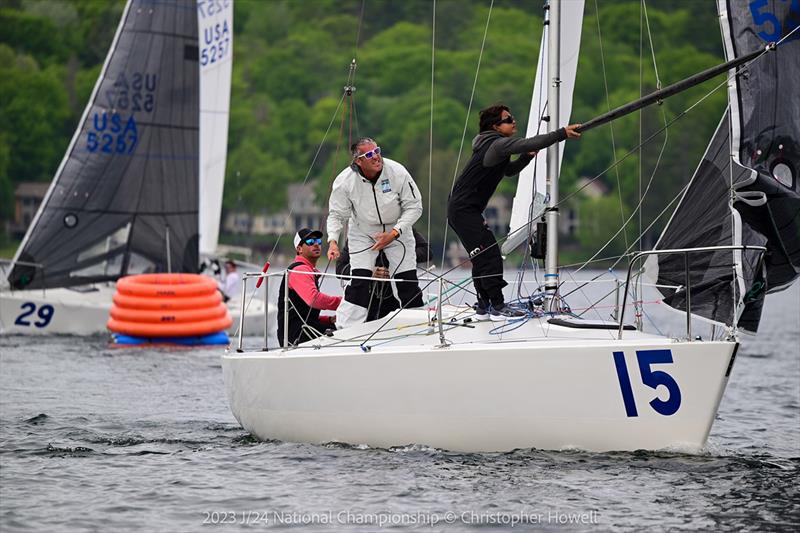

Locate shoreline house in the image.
[7,182,50,240]
[223,182,326,240]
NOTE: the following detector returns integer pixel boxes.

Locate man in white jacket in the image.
[326,138,424,329]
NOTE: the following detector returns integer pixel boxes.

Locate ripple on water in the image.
[0,283,797,531]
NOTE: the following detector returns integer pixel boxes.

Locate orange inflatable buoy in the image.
[112,291,223,311]
[108,273,232,340]
[116,273,218,298]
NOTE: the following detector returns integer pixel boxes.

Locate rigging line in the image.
[512,30,775,273]
[294,254,336,344]
[639,0,643,255]
[353,0,366,62]
[641,0,662,88]
[593,0,628,250]
[634,1,667,319]
[565,269,617,340]
[268,9,365,266]
[265,91,347,263]
[573,107,670,280]
[438,0,495,271]
[559,178,691,300]
[427,0,436,321]
[515,23,550,294]
[556,60,748,212]
[420,118,681,315]
[641,0,670,251]
[355,46,748,345]
[519,15,550,262]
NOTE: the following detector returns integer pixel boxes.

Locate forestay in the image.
[650,0,799,333]
[8,0,200,290]
[501,0,584,255]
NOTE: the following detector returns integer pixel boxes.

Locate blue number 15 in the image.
[613,349,682,417]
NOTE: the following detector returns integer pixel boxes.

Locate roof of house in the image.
[14,182,50,199]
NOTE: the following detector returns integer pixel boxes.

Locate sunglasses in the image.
[303,237,323,246]
[496,114,515,125]
[356,146,381,160]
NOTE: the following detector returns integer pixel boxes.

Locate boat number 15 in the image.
[613,350,681,417]
[14,302,54,328]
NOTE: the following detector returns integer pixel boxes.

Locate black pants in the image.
[344,268,424,319]
[448,208,507,307]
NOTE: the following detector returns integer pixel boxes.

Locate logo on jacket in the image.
[380,179,392,193]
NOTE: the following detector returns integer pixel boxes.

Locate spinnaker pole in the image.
[576,43,772,133]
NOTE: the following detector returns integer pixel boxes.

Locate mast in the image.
[544,0,561,312]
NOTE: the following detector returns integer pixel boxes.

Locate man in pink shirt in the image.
[277,228,342,347]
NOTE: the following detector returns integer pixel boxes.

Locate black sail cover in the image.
[652,0,799,333]
[8,0,199,290]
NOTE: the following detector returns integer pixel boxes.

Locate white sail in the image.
[198,0,234,256]
[502,0,584,255]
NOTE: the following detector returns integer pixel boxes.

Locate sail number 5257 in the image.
[613,349,682,417]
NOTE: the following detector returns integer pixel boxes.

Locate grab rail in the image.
[617,245,767,340]
[235,247,767,350]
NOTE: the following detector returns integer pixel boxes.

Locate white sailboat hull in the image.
[222,311,737,452]
[0,287,112,336]
[1,286,273,338]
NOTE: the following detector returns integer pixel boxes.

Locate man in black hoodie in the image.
[447,104,581,321]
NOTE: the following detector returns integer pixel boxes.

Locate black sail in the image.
[8,0,199,290]
[652,0,799,332]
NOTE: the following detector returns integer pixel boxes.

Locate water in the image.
[1,279,798,531]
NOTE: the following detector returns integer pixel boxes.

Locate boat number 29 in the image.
[14,302,54,328]
[613,350,681,417]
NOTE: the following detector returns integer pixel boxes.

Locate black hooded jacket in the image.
[448,128,567,214]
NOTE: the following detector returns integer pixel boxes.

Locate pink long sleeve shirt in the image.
[288,255,342,324]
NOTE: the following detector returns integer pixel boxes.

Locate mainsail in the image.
[501,0,584,255]
[8,0,200,290]
[651,0,799,332]
[198,0,233,257]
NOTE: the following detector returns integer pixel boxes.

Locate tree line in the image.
[0,0,727,261]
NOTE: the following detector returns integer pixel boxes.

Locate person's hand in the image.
[371,230,398,251]
[527,150,538,156]
[373,266,390,279]
[565,124,582,139]
[327,240,340,260]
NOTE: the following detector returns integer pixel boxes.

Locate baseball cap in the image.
[293,228,324,248]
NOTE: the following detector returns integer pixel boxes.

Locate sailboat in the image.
[0,0,271,337]
[221,0,798,452]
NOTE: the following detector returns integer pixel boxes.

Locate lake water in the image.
[1,272,798,531]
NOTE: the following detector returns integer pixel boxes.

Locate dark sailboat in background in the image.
[0,0,269,336]
[10,0,200,291]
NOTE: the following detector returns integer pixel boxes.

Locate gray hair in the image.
[351,137,377,159]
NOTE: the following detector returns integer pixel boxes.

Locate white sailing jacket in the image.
[326,157,423,243]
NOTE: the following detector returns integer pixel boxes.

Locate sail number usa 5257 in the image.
[613,349,682,417]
